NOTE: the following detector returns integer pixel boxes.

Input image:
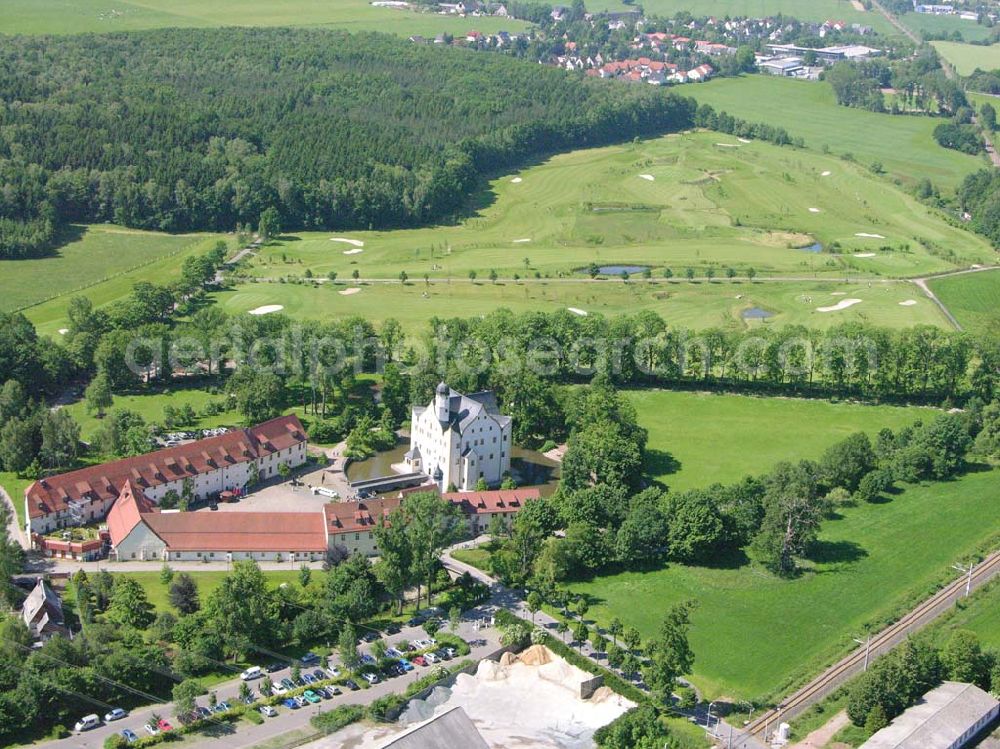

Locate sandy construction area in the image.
[816,299,862,313]
[248,304,284,315]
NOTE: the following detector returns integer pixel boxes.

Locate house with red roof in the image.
[25,414,307,538]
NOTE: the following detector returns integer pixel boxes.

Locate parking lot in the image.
[43,607,504,749]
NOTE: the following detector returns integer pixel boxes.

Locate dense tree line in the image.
[958,168,1000,246]
[488,377,995,585]
[0,28,695,258]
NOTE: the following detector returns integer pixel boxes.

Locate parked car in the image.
[329,686,342,695]
[242,694,256,706]
[411,655,427,666]
[121,728,138,743]
[241,666,264,681]
[424,652,439,664]
[215,701,231,713]
[434,649,451,661]
[294,696,307,708]
[303,690,321,704]
[265,662,284,673]
[271,682,288,695]
[74,715,100,732]
[386,623,401,634]
[144,723,159,736]
[407,616,426,627]
[361,672,379,684]
[301,673,316,684]
[398,659,414,671]
[443,647,457,658]
[360,631,380,643]
[344,679,360,691]
[104,708,128,722]
[312,669,327,681]
[196,706,212,719]
[386,663,404,677]
[300,652,320,665]
[158,719,173,732]
[325,666,341,679]
[283,698,299,710]
[280,678,296,691]
[386,648,403,659]
[313,686,330,699]
[259,705,278,718]
[360,654,376,665]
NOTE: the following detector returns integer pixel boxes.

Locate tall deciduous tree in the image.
[402,492,464,609]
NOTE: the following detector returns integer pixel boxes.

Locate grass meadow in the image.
[0,225,215,314]
[927,269,1000,336]
[932,40,1000,75]
[627,389,931,491]
[565,468,1000,701]
[905,14,994,43]
[689,75,989,189]
[0,0,528,36]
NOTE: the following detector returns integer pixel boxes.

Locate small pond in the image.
[577,264,650,276]
[742,306,775,320]
[799,242,823,253]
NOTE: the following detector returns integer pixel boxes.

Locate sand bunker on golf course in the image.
[854,253,876,258]
[809,208,821,213]
[58,329,69,335]
[248,305,284,315]
[831,291,848,296]
[338,288,361,296]
[639,174,655,181]
[512,238,532,243]
[817,299,862,313]
[855,232,885,239]
[511,177,522,184]
[342,248,363,255]
[821,170,832,177]
[738,137,752,143]
[899,299,918,306]
[567,307,588,316]
[716,143,739,148]
[329,237,364,247]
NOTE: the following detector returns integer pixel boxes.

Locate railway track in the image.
[745,550,1000,739]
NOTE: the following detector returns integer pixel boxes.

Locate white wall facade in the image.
[113,523,168,561]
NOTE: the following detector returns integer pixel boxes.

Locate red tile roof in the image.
[143,511,327,552]
[324,498,401,535]
[442,488,540,515]
[26,414,306,520]
[106,480,158,545]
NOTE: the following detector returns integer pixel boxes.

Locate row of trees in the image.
[487,376,995,587]
[0,27,695,257]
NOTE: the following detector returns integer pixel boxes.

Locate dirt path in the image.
[911,265,1000,332]
[790,710,850,749]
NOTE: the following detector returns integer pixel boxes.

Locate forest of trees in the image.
[959,168,1000,246]
[0,27,695,258]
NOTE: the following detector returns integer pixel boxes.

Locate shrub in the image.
[311,705,365,734]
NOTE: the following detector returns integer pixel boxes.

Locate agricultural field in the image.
[595,0,894,35]
[689,75,989,189]
[927,269,1000,336]
[564,468,1000,701]
[628,389,931,491]
[0,225,214,314]
[903,13,994,44]
[0,0,528,36]
[932,40,1000,76]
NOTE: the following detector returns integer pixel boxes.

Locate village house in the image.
[21,578,67,641]
[405,383,512,492]
[25,414,308,538]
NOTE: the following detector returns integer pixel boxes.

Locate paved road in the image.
[41,611,503,749]
[911,265,1000,332]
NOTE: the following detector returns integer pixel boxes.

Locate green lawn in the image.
[689,76,988,189]
[0,0,527,36]
[0,472,32,528]
[905,14,994,44]
[596,0,894,35]
[212,277,952,337]
[929,580,1000,650]
[451,547,493,571]
[933,41,1000,76]
[0,225,214,314]
[927,269,1000,336]
[109,569,305,613]
[628,390,930,491]
[565,468,1000,701]
[62,383,241,442]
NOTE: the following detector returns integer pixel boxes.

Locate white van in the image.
[74,714,100,732]
[241,666,263,681]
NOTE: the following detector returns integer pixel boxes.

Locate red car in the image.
[158,719,173,732]
[411,656,427,667]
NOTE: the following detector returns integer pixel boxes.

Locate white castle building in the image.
[405,383,512,491]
